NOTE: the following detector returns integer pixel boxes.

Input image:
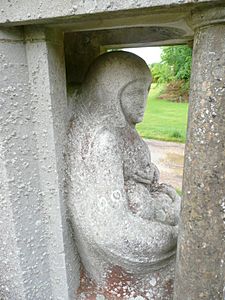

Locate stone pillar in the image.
[0,27,79,299]
[25,27,80,299]
[174,9,225,300]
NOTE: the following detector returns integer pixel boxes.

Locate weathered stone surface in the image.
[0,27,78,300]
[0,0,220,25]
[66,51,181,299]
[25,27,80,300]
[174,23,225,300]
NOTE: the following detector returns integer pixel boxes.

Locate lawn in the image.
[136,84,189,143]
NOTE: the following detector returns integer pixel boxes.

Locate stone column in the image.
[25,27,80,299]
[0,27,79,299]
[174,8,225,300]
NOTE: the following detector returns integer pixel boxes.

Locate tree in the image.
[150,45,192,102]
[161,45,192,81]
[151,45,192,84]
[151,62,174,83]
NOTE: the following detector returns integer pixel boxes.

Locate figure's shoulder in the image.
[92,126,119,152]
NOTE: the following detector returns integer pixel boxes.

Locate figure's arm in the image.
[152,183,181,225]
[132,163,159,186]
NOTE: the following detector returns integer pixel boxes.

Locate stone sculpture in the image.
[66,51,181,299]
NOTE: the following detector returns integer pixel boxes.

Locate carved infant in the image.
[120,127,180,227]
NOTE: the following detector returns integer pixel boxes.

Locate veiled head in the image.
[81,51,151,127]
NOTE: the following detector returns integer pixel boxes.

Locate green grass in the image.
[176,188,182,196]
[137,84,189,143]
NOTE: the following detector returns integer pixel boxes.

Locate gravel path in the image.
[145,139,185,191]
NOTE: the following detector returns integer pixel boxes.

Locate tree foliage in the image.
[151,62,174,83]
[151,45,192,84]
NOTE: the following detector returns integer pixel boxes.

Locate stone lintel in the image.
[0,0,221,26]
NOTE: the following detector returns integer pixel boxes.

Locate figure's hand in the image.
[154,184,181,226]
[158,183,180,202]
[132,163,159,185]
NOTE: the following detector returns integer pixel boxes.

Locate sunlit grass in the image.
[137,84,189,143]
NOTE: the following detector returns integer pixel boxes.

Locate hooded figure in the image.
[66,51,180,297]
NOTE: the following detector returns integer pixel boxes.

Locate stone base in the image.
[77,259,175,300]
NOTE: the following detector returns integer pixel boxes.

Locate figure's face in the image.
[120,79,151,126]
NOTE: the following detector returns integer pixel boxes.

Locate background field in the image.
[137,84,189,143]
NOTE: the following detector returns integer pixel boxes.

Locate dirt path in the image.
[145,139,185,191]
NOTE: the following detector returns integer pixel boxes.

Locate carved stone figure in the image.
[66,51,181,299]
